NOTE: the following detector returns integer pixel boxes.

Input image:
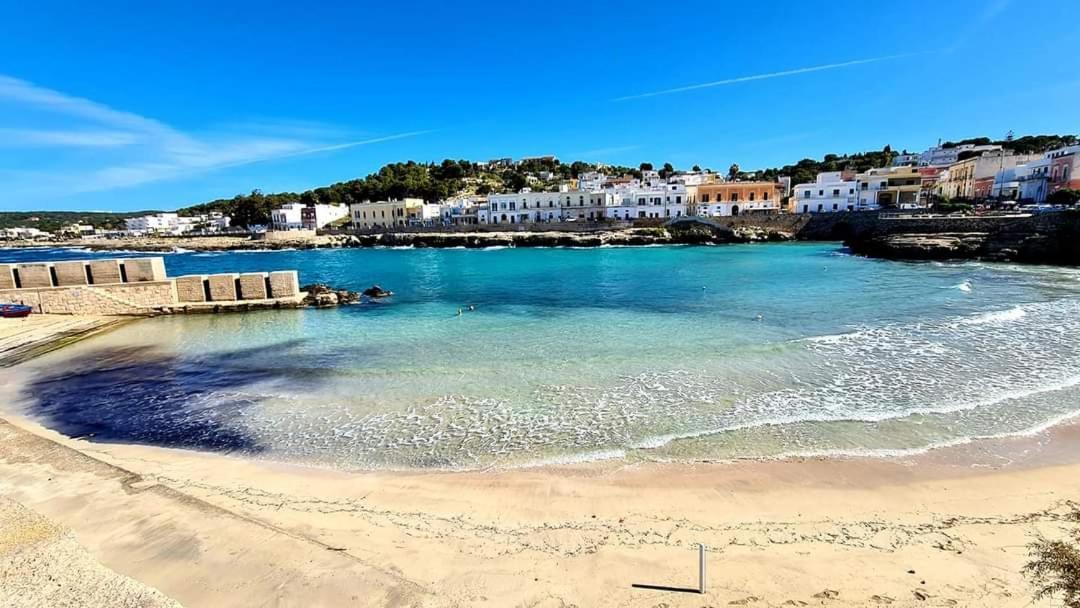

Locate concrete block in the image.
[207,273,239,301]
[88,260,122,285]
[0,265,15,290]
[268,271,299,298]
[53,261,89,286]
[175,275,207,303]
[122,257,167,282]
[238,273,268,300]
[16,263,53,288]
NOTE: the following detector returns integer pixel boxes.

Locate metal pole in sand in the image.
[698,543,706,594]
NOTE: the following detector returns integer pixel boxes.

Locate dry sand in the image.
[2,411,1079,608]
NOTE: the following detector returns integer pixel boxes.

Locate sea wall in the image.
[0,257,304,315]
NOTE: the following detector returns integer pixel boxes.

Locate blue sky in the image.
[1,0,1077,211]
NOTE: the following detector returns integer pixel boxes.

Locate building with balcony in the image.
[791,172,858,213]
[693,182,783,216]
[604,184,687,221]
[349,198,425,230]
[1048,145,1080,196]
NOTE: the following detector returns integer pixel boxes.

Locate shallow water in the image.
[3,243,1080,470]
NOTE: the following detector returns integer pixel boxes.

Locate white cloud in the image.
[0,74,428,199]
[614,54,918,101]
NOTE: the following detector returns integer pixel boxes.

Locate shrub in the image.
[1024,520,1080,607]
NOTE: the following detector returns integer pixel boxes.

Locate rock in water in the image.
[300,283,361,307]
[361,285,393,298]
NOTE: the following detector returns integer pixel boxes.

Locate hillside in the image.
[174,133,1077,227]
[0,211,156,233]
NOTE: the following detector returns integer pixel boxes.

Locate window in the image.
[802,205,809,213]
[702,194,710,203]
[832,189,840,197]
[832,204,838,210]
[730,193,738,202]
[638,197,646,206]
[817,204,823,212]
[849,188,855,194]
[749,192,756,201]
[818,190,824,196]
[676,196,682,204]
[763,192,769,200]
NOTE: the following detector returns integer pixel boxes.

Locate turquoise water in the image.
[5,243,1080,470]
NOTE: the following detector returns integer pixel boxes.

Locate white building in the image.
[917,143,1002,167]
[577,171,607,191]
[479,190,615,224]
[124,213,180,234]
[792,172,859,213]
[270,203,305,230]
[604,184,688,220]
[271,203,347,230]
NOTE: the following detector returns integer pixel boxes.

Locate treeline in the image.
[179,159,635,226]
[942,134,1077,155]
[0,211,153,232]
[756,147,899,186]
[178,133,1077,227]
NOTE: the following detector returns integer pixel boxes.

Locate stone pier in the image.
[0,257,305,316]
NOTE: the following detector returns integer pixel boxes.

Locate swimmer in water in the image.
[468,305,475,311]
[456,308,462,316]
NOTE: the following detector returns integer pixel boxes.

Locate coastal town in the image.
[3,138,1079,243]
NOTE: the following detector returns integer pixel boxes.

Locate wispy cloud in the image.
[613,54,919,101]
[946,0,1012,52]
[0,75,429,201]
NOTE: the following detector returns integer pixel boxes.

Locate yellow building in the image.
[349,198,425,230]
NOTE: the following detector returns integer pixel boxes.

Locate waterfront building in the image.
[298,204,348,230]
[125,212,231,235]
[439,198,482,225]
[936,151,1041,200]
[1011,158,1052,203]
[693,182,783,216]
[125,213,180,234]
[349,198,425,230]
[479,190,616,224]
[604,184,687,221]
[855,167,924,208]
[791,172,858,213]
[1048,145,1080,196]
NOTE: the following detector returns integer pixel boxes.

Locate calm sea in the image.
[3,243,1080,470]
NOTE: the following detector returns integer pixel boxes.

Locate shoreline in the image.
[2,410,1078,606]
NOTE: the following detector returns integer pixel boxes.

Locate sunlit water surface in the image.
[3,243,1079,470]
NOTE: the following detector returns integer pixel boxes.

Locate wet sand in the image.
[1,410,1078,607]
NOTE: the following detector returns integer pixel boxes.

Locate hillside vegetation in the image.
[0,211,155,233]
[174,132,1077,227]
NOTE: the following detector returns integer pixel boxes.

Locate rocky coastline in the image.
[841,211,1080,264]
[4,225,793,253]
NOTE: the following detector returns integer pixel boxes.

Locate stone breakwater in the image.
[0,257,309,316]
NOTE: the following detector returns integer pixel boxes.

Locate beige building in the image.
[349,198,425,230]
[855,166,924,208]
[936,151,1042,200]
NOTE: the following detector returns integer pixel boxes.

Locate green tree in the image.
[1048,189,1080,206]
[639,162,653,172]
[728,163,741,181]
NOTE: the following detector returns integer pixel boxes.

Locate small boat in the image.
[1,304,32,318]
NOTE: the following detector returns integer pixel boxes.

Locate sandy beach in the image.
[2,407,1078,607]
